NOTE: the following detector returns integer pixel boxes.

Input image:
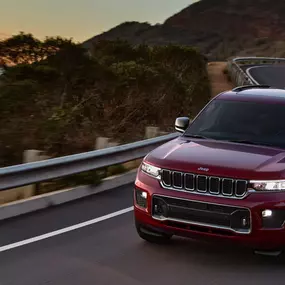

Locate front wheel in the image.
[135,221,172,244]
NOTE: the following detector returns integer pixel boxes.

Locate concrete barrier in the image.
[0,169,137,221]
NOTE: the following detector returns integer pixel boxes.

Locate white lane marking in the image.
[0,206,134,253]
[245,66,265,85]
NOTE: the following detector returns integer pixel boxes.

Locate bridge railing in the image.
[227,56,285,86]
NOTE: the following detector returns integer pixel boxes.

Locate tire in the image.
[135,221,172,244]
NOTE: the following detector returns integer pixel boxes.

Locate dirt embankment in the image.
[207,62,234,97]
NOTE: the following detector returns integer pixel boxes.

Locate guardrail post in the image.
[95,137,119,150]
[145,126,160,139]
[95,137,110,150]
[159,131,168,136]
[22,150,50,197]
[108,142,119,148]
[0,150,50,204]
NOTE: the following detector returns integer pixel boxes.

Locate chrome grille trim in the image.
[209,177,220,195]
[222,178,234,196]
[235,180,248,197]
[197,175,207,193]
[160,169,248,199]
[172,171,183,189]
[184,173,195,191]
[161,169,171,187]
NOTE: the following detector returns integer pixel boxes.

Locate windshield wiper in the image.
[228,139,258,145]
[183,134,211,139]
[227,139,274,147]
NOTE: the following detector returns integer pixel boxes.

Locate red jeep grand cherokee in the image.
[134,85,285,255]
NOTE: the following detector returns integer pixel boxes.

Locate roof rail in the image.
[232,85,271,92]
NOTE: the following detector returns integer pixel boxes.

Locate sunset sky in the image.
[0,0,197,42]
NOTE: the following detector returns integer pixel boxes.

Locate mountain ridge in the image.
[83,0,285,59]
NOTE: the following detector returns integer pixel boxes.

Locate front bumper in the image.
[134,170,285,250]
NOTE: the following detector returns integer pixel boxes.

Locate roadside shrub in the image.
[0,34,211,166]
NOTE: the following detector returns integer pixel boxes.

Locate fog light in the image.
[261,209,285,229]
[262,209,273,217]
[135,189,148,209]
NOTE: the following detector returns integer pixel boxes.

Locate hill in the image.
[83,0,285,59]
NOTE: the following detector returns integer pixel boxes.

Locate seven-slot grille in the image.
[160,169,248,198]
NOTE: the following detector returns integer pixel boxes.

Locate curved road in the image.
[244,65,285,88]
[1,185,285,285]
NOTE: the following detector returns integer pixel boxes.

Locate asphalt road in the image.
[240,64,259,74]
[245,65,285,88]
[1,185,285,285]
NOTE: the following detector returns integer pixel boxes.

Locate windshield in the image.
[184,99,285,149]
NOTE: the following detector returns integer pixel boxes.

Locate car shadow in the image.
[139,235,285,267]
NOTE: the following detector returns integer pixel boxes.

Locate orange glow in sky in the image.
[0,0,197,42]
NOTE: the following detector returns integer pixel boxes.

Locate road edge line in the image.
[0,206,134,253]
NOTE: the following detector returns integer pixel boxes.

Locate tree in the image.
[0,32,74,65]
[0,37,211,166]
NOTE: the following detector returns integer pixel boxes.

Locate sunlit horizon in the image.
[0,0,198,42]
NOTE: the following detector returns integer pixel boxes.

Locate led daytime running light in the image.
[250,180,285,191]
[141,162,161,178]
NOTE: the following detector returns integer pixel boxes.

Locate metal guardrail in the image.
[0,132,179,191]
[227,57,285,87]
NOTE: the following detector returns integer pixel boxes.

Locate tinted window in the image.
[184,99,285,149]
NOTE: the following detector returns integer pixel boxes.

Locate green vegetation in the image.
[0,32,211,168]
[223,67,231,82]
[36,164,128,195]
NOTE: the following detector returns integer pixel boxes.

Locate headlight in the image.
[141,162,161,178]
[250,180,285,191]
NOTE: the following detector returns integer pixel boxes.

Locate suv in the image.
[133,85,285,256]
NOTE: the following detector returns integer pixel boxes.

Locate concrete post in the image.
[22,150,50,198]
[145,126,160,139]
[0,150,50,205]
[108,142,119,148]
[95,137,110,150]
[95,137,120,149]
[23,150,49,163]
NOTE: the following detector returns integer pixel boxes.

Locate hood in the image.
[146,137,285,180]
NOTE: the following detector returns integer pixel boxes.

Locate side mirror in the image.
[175,117,190,133]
